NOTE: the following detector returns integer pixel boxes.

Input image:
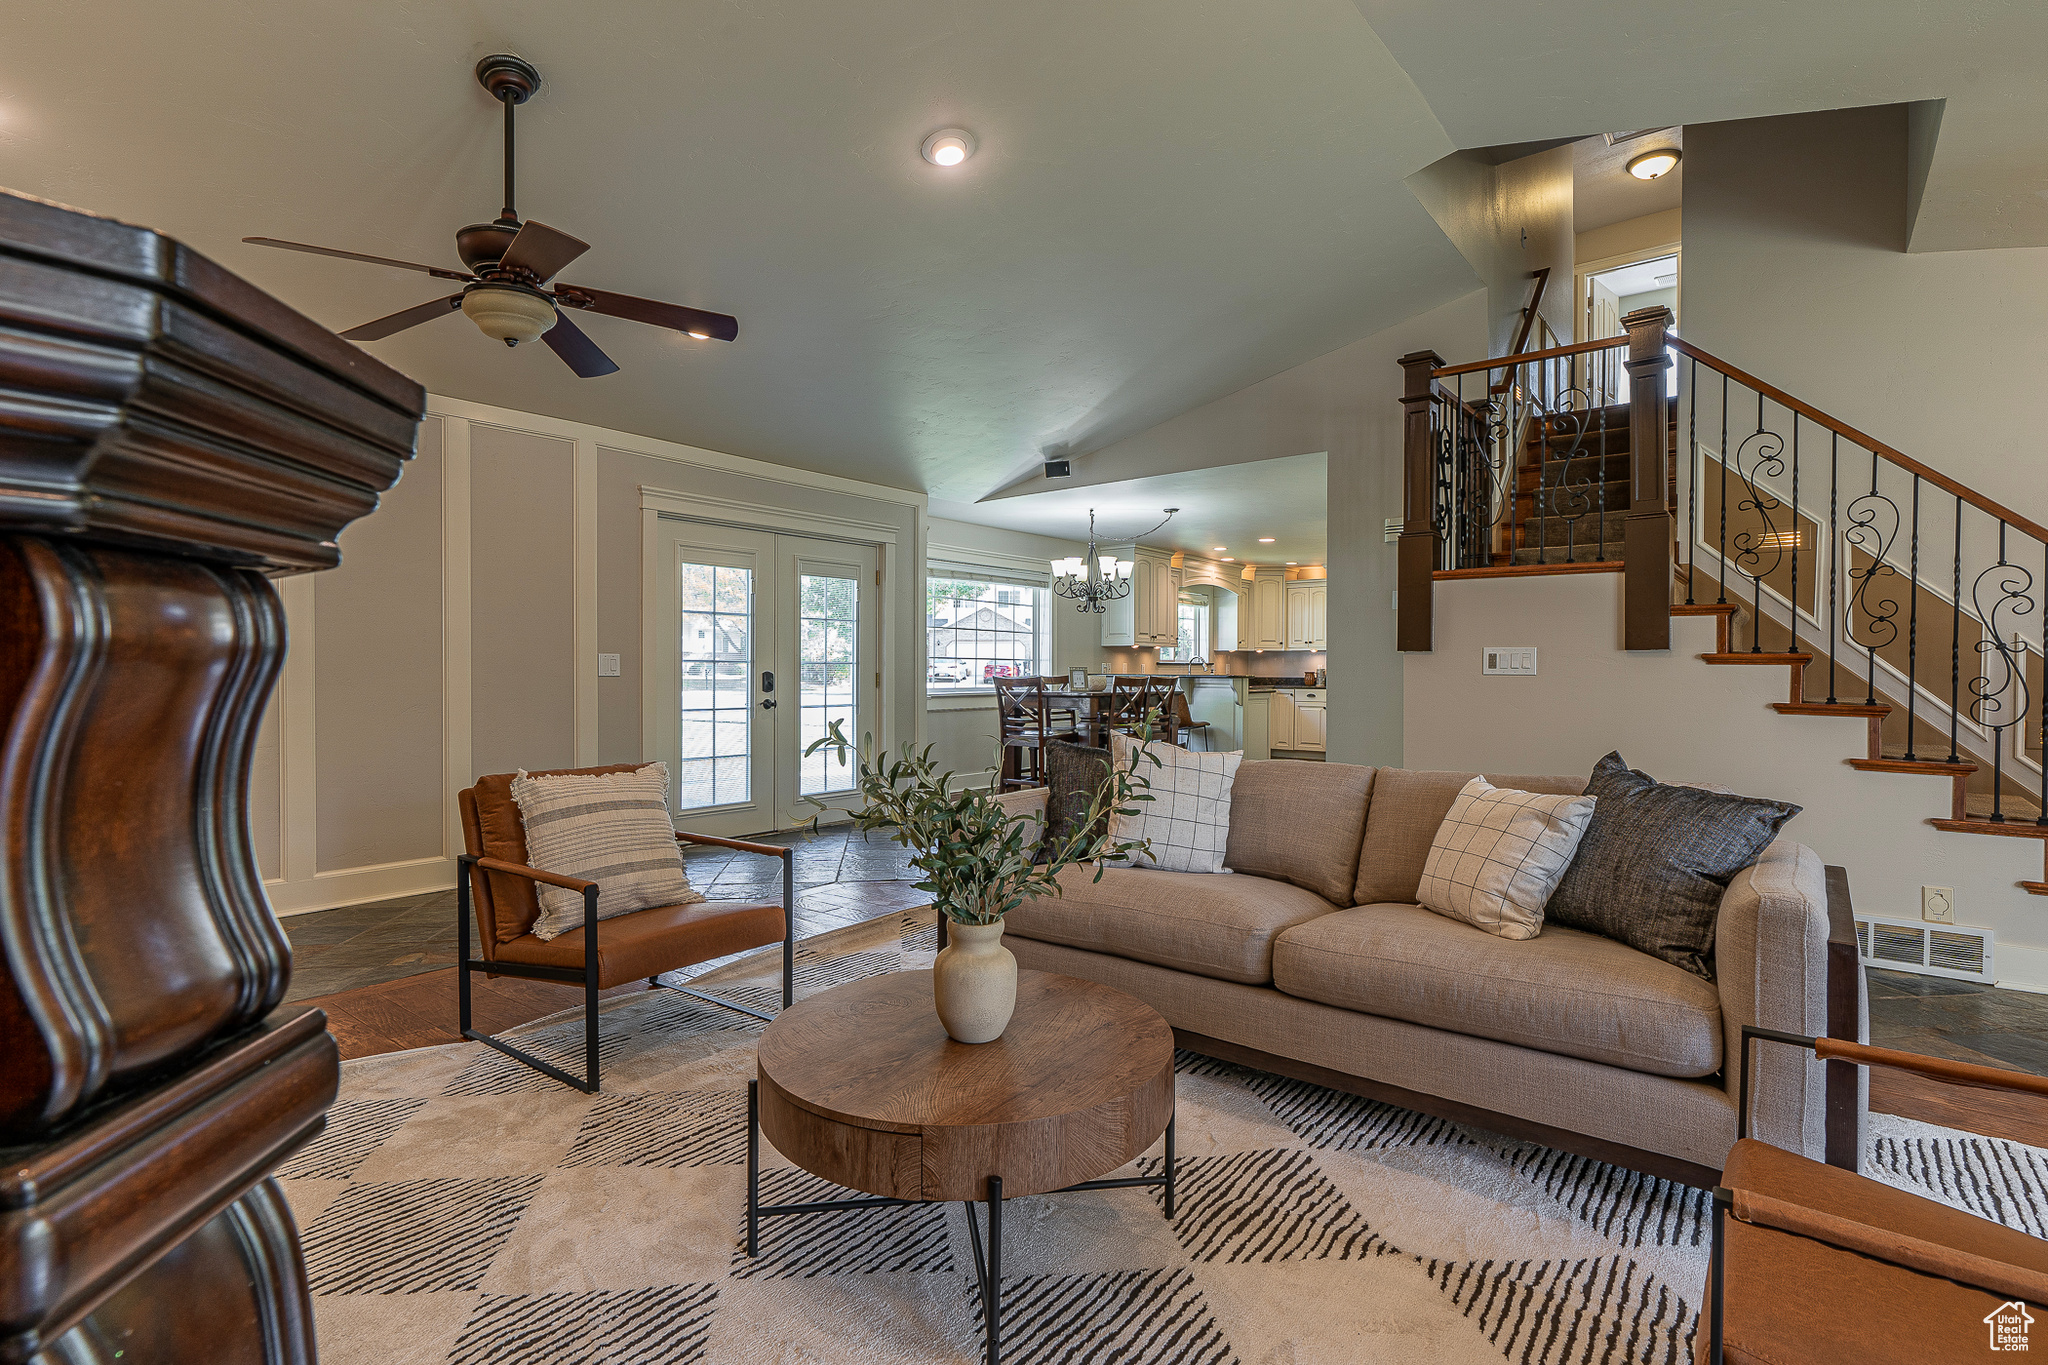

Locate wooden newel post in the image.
[0,191,423,1362]
[1397,349,1444,652]
[1621,306,1673,650]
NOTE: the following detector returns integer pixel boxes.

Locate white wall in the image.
[1408,146,1575,354]
[1407,572,2048,991]
[1684,104,2048,530]
[253,396,928,914]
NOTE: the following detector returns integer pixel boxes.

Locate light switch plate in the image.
[597,653,621,677]
[1922,886,1954,924]
[1482,647,1538,676]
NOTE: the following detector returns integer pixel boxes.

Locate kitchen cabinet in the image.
[1249,569,1286,650]
[1269,687,1326,752]
[1099,545,1178,648]
[1242,690,1271,759]
[1268,688,1296,750]
[1285,581,1328,651]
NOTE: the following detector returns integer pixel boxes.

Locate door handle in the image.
[760,698,777,710]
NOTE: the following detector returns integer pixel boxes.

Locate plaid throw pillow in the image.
[510,762,704,941]
[1416,778,1597,939]
[1108,734,1241,874]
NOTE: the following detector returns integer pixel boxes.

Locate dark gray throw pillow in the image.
[1039,739,1112,862]
[1545,751,1800,979]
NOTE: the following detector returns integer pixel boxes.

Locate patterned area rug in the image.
[287,908,2045,1365]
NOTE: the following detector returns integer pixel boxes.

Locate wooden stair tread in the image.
[2023,881,2048,897]
[1671,603,1739,618]
[1849,756,1977,776]
[1772,701,1890,717]
[1700,652,1812,665]
[1929,817,2048,840]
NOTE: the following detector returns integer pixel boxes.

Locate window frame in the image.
[925,546,1057,710]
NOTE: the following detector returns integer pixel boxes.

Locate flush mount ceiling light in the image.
[920,128,976,167]
[1627,148,1681,180]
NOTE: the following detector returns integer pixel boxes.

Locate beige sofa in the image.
[997,761,1865,1186]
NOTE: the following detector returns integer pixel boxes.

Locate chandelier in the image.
[1050,507,1176,614]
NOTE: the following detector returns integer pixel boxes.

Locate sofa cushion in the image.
[1109,735,1241,873]
[1005,865,1340,985]
[1271,902,1723,1077]
[1224,760,1376,904]
[1353,768,1586,906]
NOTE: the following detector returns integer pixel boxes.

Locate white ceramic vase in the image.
[932,919,1018,1044]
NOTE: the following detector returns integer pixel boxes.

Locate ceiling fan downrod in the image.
[474,54,541,228]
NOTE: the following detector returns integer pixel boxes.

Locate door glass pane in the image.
[798,572,859,797]
[678,560,753,809]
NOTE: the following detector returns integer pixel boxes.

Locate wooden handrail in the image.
[1487,268,1551,395]
[1433,333,1630,379]
[1670,336,2048,546]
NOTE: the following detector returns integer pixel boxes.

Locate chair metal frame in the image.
[457,831,795,1093]
[1709,1025,2048,1364]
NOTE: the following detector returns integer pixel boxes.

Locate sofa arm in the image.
[1715,840,1867,1167]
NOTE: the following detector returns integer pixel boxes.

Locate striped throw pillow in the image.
[510,763,704,941]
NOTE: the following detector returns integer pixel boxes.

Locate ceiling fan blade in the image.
[541,311,620,378]
[556,284,738,342]
[243,237,473,283]
[498,220,590,283]
[340,295,464,341]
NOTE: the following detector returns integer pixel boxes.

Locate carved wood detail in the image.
[0,189,423,1363]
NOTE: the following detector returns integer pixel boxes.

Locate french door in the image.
[648,519,880,836]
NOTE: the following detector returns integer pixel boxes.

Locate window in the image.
[1158,594,1209,662]
[927,575,1048,692]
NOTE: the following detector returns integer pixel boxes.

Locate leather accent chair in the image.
[456,763,795,1092]
[1705,1028,2048,1363]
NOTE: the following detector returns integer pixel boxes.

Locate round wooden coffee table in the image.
[746,968,1176,1364]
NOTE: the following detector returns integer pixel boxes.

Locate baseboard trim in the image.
[1172,1027,1723,1190]
[265,855,455,917]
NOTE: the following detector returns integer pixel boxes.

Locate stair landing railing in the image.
[1399,305,1674,653]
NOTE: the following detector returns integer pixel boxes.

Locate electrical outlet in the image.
[1922,886,1955,924]
[597,653,621,678]
[1482,647,1538,676]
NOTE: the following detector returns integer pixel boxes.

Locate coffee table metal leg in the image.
[1164,1110,1177,1219]
[987,1175,1002,1365]
[746,1079,760,1257]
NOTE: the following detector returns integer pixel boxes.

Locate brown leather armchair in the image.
[1706,1027,2048,1363]
[456,763,794,1092]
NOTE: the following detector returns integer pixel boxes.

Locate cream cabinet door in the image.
[1296,703,1326,752]
[1130,556,1157,642]
[1309,584,1328,650]
[1269,690,1297,749]
[1252,576,1285,649]
[1284,585,1308,650]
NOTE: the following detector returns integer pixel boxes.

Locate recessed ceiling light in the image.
[921,128,976,167]
[1286,561,1297,565]
[1627,148,1680,180]
[1258,537,1275,543]
[1221,557,1235,562]
[1213,546,1226,552]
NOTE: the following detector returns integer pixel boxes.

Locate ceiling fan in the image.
[243,55,737,378]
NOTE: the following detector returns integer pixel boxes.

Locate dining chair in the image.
[995,676,1077,790]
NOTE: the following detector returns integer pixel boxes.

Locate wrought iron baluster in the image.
[1905,475,1920,760]
[1717,373,1729,606]
[1846,448,1899,708]
[1751,393,1766,651]
[1730,389,1786,654]
[1949,497,1962,765]
[2040,538,2047,827]
[1790,415,1800,647]
[1970,522,2035,825]
[1597,372,1607,563]
[1685,356,1697,605]
[1826,434,1838,703]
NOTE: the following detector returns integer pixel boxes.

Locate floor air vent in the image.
[1854,915,1995,983]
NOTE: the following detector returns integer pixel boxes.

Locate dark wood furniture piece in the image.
[1107,674,1179,745]
[1708,1031,2048,1364]
[457,763,795,1092]
[748,969,1176,1364]
[1167,689,1208,749]
[994,676,1077,790]
[0,190,424,1362]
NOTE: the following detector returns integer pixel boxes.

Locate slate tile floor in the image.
[282,839,2048,1081]
[281,825,926,1005]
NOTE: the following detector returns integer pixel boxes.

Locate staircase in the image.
[1405,309,2048,904]
[1507,399,1678,565]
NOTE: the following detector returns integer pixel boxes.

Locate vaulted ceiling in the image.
[3,2,2037,506]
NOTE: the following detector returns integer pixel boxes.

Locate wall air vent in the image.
[1855,915,1995,984]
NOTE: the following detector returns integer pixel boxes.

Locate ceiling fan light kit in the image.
[240,53,737,378]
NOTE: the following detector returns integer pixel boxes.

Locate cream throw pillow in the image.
[1108,734,1241,874]
[510,762,704,940]
[1415,777,1596,939]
